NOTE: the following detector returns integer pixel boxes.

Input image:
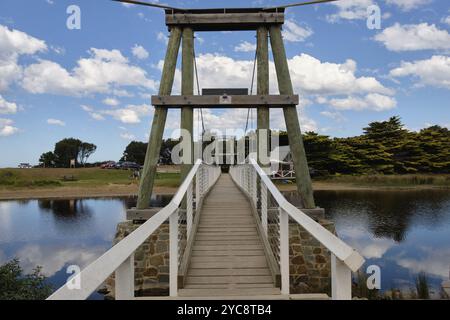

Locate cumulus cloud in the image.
[0,94,17,114]
[100,104,153,124]
[385,0,431,11]
[120,132,136,140]
[102,97,120,106]
[389,55,450,89]
[132,44,149,60]
[375,23,450,51]
[234,41,256,53]
[81,105,105,121]
[318,93,397,111]
[0,118,18,136]
[0,24,47,91]
[47,118,65,126]
[282,20,313,42]
[187,53,392,97]
[326,0,375,22]
[157,32,168,44]
[21,48,156,96]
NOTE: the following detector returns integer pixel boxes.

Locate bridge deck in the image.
[179,174,281,297]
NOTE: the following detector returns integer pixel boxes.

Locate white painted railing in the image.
[229,159,365,300]
[47,160,221,300]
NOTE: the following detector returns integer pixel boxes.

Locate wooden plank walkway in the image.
[179,174,281,297]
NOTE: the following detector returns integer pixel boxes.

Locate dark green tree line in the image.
[280,116,449,175]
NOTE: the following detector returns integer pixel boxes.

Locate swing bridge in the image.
[48,0,365,300]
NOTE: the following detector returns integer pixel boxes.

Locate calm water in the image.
[0,190,449,298]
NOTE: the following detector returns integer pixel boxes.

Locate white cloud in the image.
[102,97,120,106]
[120,132,136,140]
[162,52,394,134]
[101,104,153,124]
[385,0,431,11]
[0,24,47,91]
[132,44,149,60]
[21,48,156,96]
[320,110,346,122]
[443,15,450,26]
[282,19,313,42]
[0,118,18,136]
[319,93,397,111]
[16,244,104,276]
[188,53,392,97]
[287,53,393,96]
[0,94,17,114]
[81,104,105,121]
[157,32,168,44]
[47,118,65,126]
[390,55,450,89]
[327,0,375,22]
[374,23,450,51]
[234,41,256,53]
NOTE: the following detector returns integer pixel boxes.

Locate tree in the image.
[40,138,97,168]
[121,139,180,165]
[78,142,97,166]
[121,141,147,165]
[39,152,56,168]
[53,138,82,167]
[0,259,53,300]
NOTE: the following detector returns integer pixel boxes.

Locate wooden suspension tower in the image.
[114,0,339,210]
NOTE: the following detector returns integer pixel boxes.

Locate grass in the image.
[322,174,450,187]
[279,173,450,188]
[0,167,181,190]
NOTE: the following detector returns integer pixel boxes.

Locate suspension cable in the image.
[193,45,205,135]
[245,50,258,133]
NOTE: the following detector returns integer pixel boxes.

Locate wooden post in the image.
[257,26,270,167]
[115,254,134,300]
[181,28,194,180]
[169,210,179,297]
[137,27,182,210]
[331,254,352,300]
[269,25,315,209]
[181,28,194,209]
[279,208,290,295]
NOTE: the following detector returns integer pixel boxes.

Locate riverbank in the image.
[0,167,448,200]
[1,180,449,201]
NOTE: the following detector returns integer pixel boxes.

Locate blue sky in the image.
[0,0,449,167]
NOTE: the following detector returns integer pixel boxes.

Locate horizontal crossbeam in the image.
[151,95,299,108]
[166,13,284,31]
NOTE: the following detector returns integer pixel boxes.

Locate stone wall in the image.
[105,221,170,298]
[105,213,335,298]
[289,218,334,294]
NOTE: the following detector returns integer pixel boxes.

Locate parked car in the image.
[18,163,32,169]
[115,161,140,170]
[100,161,116,169]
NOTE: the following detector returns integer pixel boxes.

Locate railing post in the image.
[115,253,134,300]
[196,169,201,203]
[331,253,352,300]
[169,211,178,297]
[261,183,268,235]
[279,208,289,295]
[187,181,193,239]
[252,167,257,208]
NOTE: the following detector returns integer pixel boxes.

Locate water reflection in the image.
[312,189,450,291]
[0,191,449,297]
[0,195,172,299]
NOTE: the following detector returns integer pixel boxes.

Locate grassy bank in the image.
[0,167,181,189]
[319,174,450,187]
[0,167,448,200]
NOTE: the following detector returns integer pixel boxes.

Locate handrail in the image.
[249,158,365,272]
[48,159,205,300]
